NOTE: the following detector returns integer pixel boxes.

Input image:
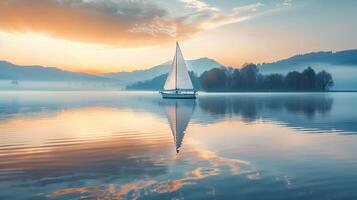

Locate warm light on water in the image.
[1,91,357,199]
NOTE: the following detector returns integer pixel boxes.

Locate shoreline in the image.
[1,90,357,93]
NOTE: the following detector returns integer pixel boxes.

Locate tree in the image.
[230,68,241,90]
[300,67,316,90]
[198,65,334,92]
[265,74,285,90]
[316,70,334,91]
[239,64,259,89]
[199,67,227,91]
[285,71,302,90]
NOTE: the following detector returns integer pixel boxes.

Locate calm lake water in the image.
[1,91,357,200]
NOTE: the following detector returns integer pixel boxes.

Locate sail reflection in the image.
[163,99,196,153]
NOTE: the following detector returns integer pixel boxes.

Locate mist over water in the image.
[0,80,123,90]
[1,91,357,199]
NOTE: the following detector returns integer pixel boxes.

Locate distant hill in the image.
[0,60,122,90]
[0,58,219,90]
[0,60,116,82]
[260,49,357,73]
[126,73,168,91]
[259,49,357,90]
[1,49,357,90]
[126,71,200,91]
[122,49,357,91]
[99,57,222,86]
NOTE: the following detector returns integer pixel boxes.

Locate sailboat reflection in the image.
[163,99,196,153]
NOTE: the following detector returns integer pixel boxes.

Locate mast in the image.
[175,42,178,90]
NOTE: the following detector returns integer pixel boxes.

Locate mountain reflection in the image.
[1,92,357,199]
[1,92,357,134]
[162,99,196,153]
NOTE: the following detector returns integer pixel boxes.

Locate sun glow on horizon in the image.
[0,0,356,73]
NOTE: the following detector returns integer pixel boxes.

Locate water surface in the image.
[0,91,357,199]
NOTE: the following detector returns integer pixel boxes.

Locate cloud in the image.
[0,0,185,47]
[48,149,259,199]
[184,2,265,29]
[277,0,293,7]
[0,0,276,47]
[180,0,220,12]
[233,2,264,12]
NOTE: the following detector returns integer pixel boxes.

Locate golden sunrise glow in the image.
[0,29,311,74]
[0,0,356,73]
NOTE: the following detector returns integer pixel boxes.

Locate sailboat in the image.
[163,99,196,153]
[160,42,197,99]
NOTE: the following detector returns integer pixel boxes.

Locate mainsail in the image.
[163,42,194,91]
[164,99,195,153]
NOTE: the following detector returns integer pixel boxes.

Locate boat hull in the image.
[160,91,196,99]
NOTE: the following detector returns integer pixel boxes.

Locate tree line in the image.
[199,64,334,91]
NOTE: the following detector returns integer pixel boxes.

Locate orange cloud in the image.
[0,0,274,48]
[0,0,197,47]
[48,149,260,199]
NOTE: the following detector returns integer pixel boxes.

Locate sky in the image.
[0,0,356,74]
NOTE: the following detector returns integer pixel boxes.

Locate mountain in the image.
[0,60,116,82]
[99,57,223,86]
[0,58,220,90]
[259,49,357,89]
[126,49,357,91]
[126,71,200,91]
[126,73,168,91]
[259,49,357,73]
[1,49,357,90]
[0,60,122,90]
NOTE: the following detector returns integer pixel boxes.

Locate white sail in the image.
[163,42,194,90]
[163,51,177,90]
[164,99,195,153]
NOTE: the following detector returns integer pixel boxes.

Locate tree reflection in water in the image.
[199,94,333,122]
